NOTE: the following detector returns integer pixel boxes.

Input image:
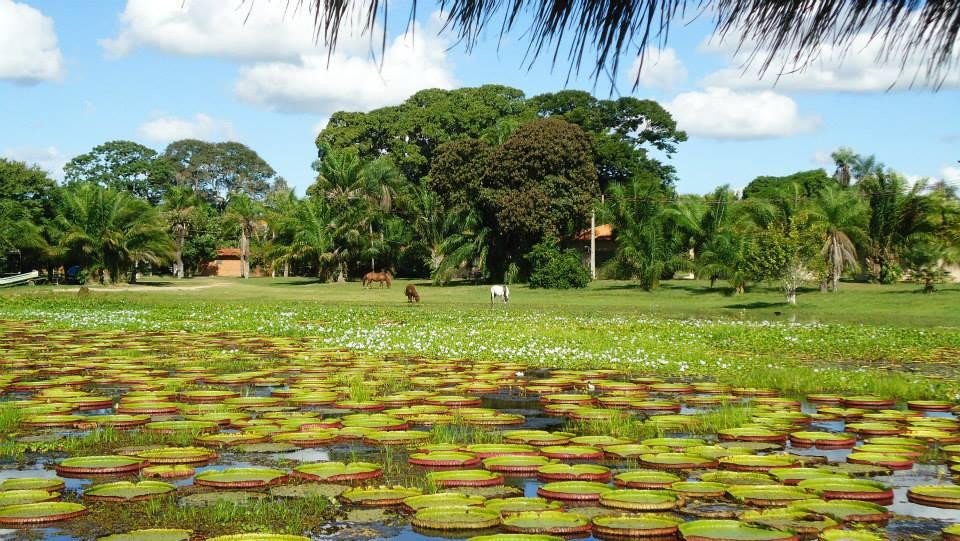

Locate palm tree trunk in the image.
[174,226,185,279]
[283,261,289,278]
[240,227,250,279]
[831,235,841,292]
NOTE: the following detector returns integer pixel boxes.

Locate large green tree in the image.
[64,141,174,205]
[164,140,277,207]
[54,183,172,283]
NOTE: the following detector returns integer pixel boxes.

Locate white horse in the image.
[490,285,510,305]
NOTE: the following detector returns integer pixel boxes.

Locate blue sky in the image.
[1,0,958,195]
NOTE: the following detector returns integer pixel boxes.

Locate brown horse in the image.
[362,271,392,288]
[404,284,420,303]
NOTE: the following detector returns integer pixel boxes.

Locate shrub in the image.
[527,240,591,289]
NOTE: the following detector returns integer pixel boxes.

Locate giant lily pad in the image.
[403,492,486,511]
[678,519,798,541]
[641,452,717,470]
[536,463,611,482]
[340,486,423,506]
[428,470,505,487]
[0,478,65,492]
[592,514,683,538]
[409,451,482,467]
[739,508,837,536]
[0,489,58,506]
[818,530,886,541]
[797,478,893,504]
[56,455,147,476]
[483,455,555,474]
[599,489,679,511]
[0,502,88,524]
[613,470,681,488]
[412,506,501,530]
[466,443,540,457]
[292,462,383,483]
[206,535,309,541]
[906,485,960,509]
[788,499,890,524]
[194,468,287,488]
[537,481,612,501]
[134,447,217,464]
[98,529,192,541]
[84,481,175,502]
[671,481,728,498]
[719,455,800,472]
[484,497,562,515]
[501,510,591,534]
[726,485,810,507]
[363,430,430,446]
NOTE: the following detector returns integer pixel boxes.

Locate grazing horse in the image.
[404,284,420,303]
[490,284,509,305]
[362,271,392,288]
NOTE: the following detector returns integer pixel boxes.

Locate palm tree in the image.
[805,186,868,292]
[291,197,336,279]
[698,231,752,293]
[161,186,201,278]
[434,208,491,285]
[0,200,45,273]
[55,183,172,283]
[263,188,300,277]
[603,176,689,290]
[830,147,857,187]
[224,194,264,279]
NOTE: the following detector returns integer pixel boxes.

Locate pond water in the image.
[0,322,958,541]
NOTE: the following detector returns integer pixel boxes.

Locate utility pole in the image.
[590,210,596,280]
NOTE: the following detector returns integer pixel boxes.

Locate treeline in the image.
[1,85,957,298]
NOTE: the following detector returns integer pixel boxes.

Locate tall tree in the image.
[164,140,277,207]
[805,186,868,291]
[224,194,264,279]
[54,184,172,283]
[161,186,203,279]
[64,141,174,205]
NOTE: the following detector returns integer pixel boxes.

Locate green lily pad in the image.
[0,502,88,524]
[180,492,267,507]
[98,529,192,541]
[341,486,423,506]
[537,481,612,501]
[818,530,886,541]
[788,499,891,523]
[484,497,562,515]
[0,489,58,506]
[599,489,679,511]
[427,470,504,487]
[134,447,217,464]
[0,478,65,492]
[678,519,798,540]
[56,455,147,475]
[205,535,310,541]
[404,492,486,510]
[501,510,590,534]
[269,483,348,499]
[84,481,175,501]
[194,468,287,488]
[592,514,683,537]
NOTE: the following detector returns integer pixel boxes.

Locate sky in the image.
[1,0,958,196]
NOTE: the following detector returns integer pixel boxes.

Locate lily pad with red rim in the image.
[678,519,799,541]
[591,514,683,538]
[906,485,960,509]
[427,470,505,487]
[205,535,310,541]
[403,492,486,511]
[613,470,681,488]
[194,468,287,488]
[537,481,612,501]
[83,481,176,502]
[292,462,383,483]
[98,529,192,541]
[484,497,562,515]
[599,489,679,511]
[501,510,591,534]
[134,447,218,464]
[726,485,811,507]
[340,486,423,506]
[483,455,555,474]
[787,499,891,524]
[56,455,147,476]
[0,478,65,492]
[0,502,88,524]
[536,463,611,482]
[0,489,59,506]
[409,451,482,467]
[670,481,728,498]
[797,478,893,505]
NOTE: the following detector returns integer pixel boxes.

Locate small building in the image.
[570,223,617,270]
[201,248,244,277]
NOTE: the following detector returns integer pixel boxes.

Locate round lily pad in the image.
[739,508,837,536]
[613,470,681,489]
[769,468,847,486]
[468,535,562,541]
[363,430,431,446]
[143,465,195,479]
[270,431,338,447]
[428,470,505,487]
[194,468,287,488]
[403,492,486,511]
[134,447,217,464]
[0,502,88,524]
[592,514,683,538]
[56,455,147,476]
[818,530,886,541]
[788,499,890,524]
[84,481,175,501]
[906,485,960,508]
[484,497,562,515]
[539,445,604,460]
[599,489,678,511]
[671,481,728,498]
[340,486,423,506]
[537,481,612,501]
[536,463,611,482]
[502,430,572,446]
[409,451,482,467]
[797,478,893,505]
[641,452,717,470]
[678,519,799,541]
[788,431,857,449]
[411,505,501,530]
[604,444,669,459]
[501,510,591,535]
[98,529,192,541]
[144,420,218,433]
[0,489,58,506]
[0,478,65,492]
[944,524,960,541]
[719,455,800,472]
[726,485,810,507]
[206,535,310,541]
[483,455,555,474]
[269,483,348,499]
[292,462,383,483]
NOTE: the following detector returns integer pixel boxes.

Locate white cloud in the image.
[812,150,833,166]
[2,146,68,179]
[629,48,687,91]
[137,112,236,143]
[942,165,960,184]
[665,88,821,139]
[233,24,455,113]
[0,0,63,83]
[699,20,960,92]
[100,0,368,60]
[312,117,330,136]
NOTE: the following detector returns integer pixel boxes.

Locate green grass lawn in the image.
[2,276,958,400]
[6,276,958,328]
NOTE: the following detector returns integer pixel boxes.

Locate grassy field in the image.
[1,276,959,401]
[4,275,959,328]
